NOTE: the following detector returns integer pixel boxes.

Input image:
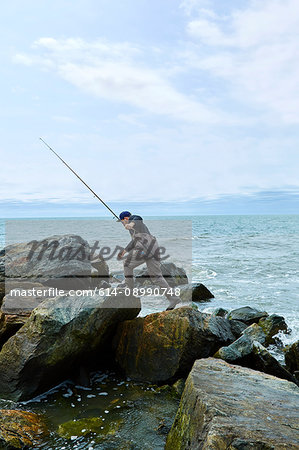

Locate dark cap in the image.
[117,211,131,221]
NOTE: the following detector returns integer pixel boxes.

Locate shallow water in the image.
[11,371,179,450]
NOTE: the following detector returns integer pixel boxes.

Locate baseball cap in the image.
[118,211,131,221]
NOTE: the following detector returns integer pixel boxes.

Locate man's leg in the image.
[123,250,144,291]
[146,258,181,310]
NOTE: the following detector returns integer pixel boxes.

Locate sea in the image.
[0,214,298,449]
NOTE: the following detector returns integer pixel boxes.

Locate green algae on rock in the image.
[0,409,47,449]
[57,416,123,440]
[258,313,288,345]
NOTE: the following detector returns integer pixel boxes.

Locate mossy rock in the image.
[0,409,47,449]
[258,314,288,345]
[172,378,186,396]
[227,306,268,324]
[58,416,123,440]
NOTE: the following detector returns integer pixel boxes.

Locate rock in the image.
[227,306,268,324]
[242,323,266,345]
[0,282,49,348]
[135,262,188,287]
[211,307,228,317]
[214,334,296,384]
[178,283,214,303]
[0,409,47,449]
[113,308,235,383]
[229,319,248,339]
[191,283,214,300]
[172,378,186,397]
[0,293,141,401]
[4,234,109,289]
[0,253,5,305]
[285,340,299,376]
[166,358,299,449]
[258,314,288,345]
[58,417,123,440]
[0,283,4,306]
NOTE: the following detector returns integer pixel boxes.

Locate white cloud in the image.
[180,0,212,16]
[184,0,299,124]
[14,37,221,124]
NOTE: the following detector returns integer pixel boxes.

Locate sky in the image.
[1,0,299,216]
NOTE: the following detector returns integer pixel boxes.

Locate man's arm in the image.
[117,223,136,258]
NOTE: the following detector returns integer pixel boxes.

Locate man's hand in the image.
[124,222,135,230]
[117,249,126,260]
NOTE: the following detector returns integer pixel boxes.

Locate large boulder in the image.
[227,306,268,324]
[285,340,299,377]
[0,409,47,449]
[258,314,288,345]
[166,358,299,449]
[0,293,141,401]
[135,262,188,287]
[4,234,109,290]
[214,332,296,384]
[113,308,235,383]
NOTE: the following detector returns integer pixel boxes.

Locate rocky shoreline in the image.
[0,234,298,448]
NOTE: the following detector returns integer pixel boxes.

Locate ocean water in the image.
[1,215,298,342]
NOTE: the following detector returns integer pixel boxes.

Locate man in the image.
[117,211,181,310]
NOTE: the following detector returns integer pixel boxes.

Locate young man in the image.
[117,211,181,310]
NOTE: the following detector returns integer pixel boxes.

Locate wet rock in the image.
[0,409,47,449]
[4,234,109,289]
[135,262,188,287]
[214,334,296,384]
[242,323,266,345]
[229,319,248,339]
[285,340,299,376]
[258,314,288,345]
[227,306,268,325]
[0,293,141,401]
[191,283,214,300]
[172,378,185,397]
[211,307,228,317]
[177,283,214,303]
[113,308,235,383]
[166,358,299,449]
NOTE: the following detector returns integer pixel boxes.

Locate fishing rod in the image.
[39,137,119,220]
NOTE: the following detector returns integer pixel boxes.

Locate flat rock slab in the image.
[166,358,299,449]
